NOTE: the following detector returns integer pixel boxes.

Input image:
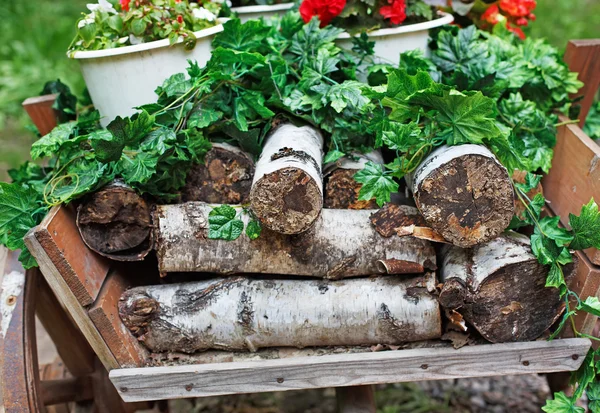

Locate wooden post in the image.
[22,94,58,136]
[563,39,600,127]
[336,385,376,413]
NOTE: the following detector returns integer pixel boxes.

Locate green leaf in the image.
[208,205,244,241]
[425,90,502,145]
[327,81,369,113]
[159,73,192,98]
[569,198,600,250]
[131,18,147,36]
[515,172,542,194]
[48,159,109,204]
[89,130,123,163]
[539,216,574,247]
[211,47,266,67]
[571,348,596,400]
[431,26,487,73]
[30,122,77,159]
[530,225,571,266]
[0,183,43,253]
[187,108,223,129]
[577,296,600,317]
[323,150,345,164]
[546,263,566,292]
[381,122,422,152]
[246,219,262,240]
[78,22,97,45]
[354,162,399,207]
[107,111,155,147]
[588,381,600,413]
[118,152,159,186]
[542,392,585,413]
[212,19,273,52]
[107,14,123,32]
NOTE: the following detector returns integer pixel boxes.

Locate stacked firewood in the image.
[76,123,575,355]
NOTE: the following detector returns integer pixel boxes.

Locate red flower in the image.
[120,0,130,11]
[299,0,346,27]
[506,22,525,39]
[177,15,184,24]
[380,0,407,25]
[499,0,536,17]
[481,4,501,25]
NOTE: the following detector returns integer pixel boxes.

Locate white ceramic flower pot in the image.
[69,23,226,126]
[336,12,454,64]
[231,3,294,23]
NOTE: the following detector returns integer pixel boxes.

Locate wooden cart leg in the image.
[336,385,376,413]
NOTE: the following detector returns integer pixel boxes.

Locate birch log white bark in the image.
[154,202,436,278]
[410,144,514,248]
[249,124,324,234]
[119,275,442,353]
[439,232,577,343]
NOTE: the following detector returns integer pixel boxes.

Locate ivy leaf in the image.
[208,205,244,241]
[571,348,596,400]
[515,172,542,194]
[425,90,502,145]
[577,297,600,317]
[354,162,399,207]
[187,108,223,129]
[327,81,369,113]
[212,19,273,52]
[431,26,487,73]
[530,225,572,266]
[246,219,262,240]
[0,183,45,268]
[588,381,600,413]
[569,198,600,250]
[381,122,422,152]
[542,392,585,413]
[539,216,574,247]
[159,73,192,98]
[323,150,345,164]
[546,263,566,291]
[89,129,123,163]
[118,152,159,186]
[30,122,77,160]
[107,111,155,147]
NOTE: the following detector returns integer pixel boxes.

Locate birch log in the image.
[324,151,383,209]
[250,124,324,234]
[410,144,514,248]
[439,232,577,343]
[77,180,152,261]
[154,202,436,277]
[180,143,255,204]
[119,275,442,353]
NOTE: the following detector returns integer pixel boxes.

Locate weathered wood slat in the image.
[110,338,591,402]
[24,217,119,371]
[543,118,600,265]
[155,203,436,277]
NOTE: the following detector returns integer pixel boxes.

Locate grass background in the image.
[0,0,599,180]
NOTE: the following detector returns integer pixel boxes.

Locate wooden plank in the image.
[543,117,600,265]
[33,206,110,306]
[88,270,148,368]
[336,386,376,413]
[563,40,600,126]
[36,275,96,376]
[570,251,600,336]
[24,228,120,371]
[110,338,591,402]
[22,94,58,136]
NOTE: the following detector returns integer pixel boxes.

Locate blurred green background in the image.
[0,0,599,180]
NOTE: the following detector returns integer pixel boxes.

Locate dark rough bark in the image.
[325,169,378,209]
[180,143,255,204]
[439,232,578,343]
[77,182,152,261]
[412,145,514,248]
[119,275,442,353]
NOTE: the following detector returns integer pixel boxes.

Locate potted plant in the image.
[297,0,453,62]
[231,0,295,23]
[68,0,227,125]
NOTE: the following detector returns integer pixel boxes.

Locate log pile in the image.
[69,123,570,359]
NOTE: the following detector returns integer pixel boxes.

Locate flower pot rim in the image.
[68,20,228,60]
[231,3,294,13]
[336,11,454,39]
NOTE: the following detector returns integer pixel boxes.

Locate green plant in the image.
[69,0,224,52]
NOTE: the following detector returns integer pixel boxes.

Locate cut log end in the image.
[325,169,377,209]
[250,167,323,234]
[415,151,514,248]
[180,143,255,204]
[438,278,467,310]
[77,184,152,261]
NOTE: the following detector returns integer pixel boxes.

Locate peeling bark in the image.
[119,275,442,353]
[180,143,255,204]
[250,124,324,234]
[439,232,577,343]
[77,180,152,261]
[410,145,514,248]
[324,151,383,209]
[154,202,436,278]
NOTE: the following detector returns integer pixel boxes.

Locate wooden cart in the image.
[1,39,599,412]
